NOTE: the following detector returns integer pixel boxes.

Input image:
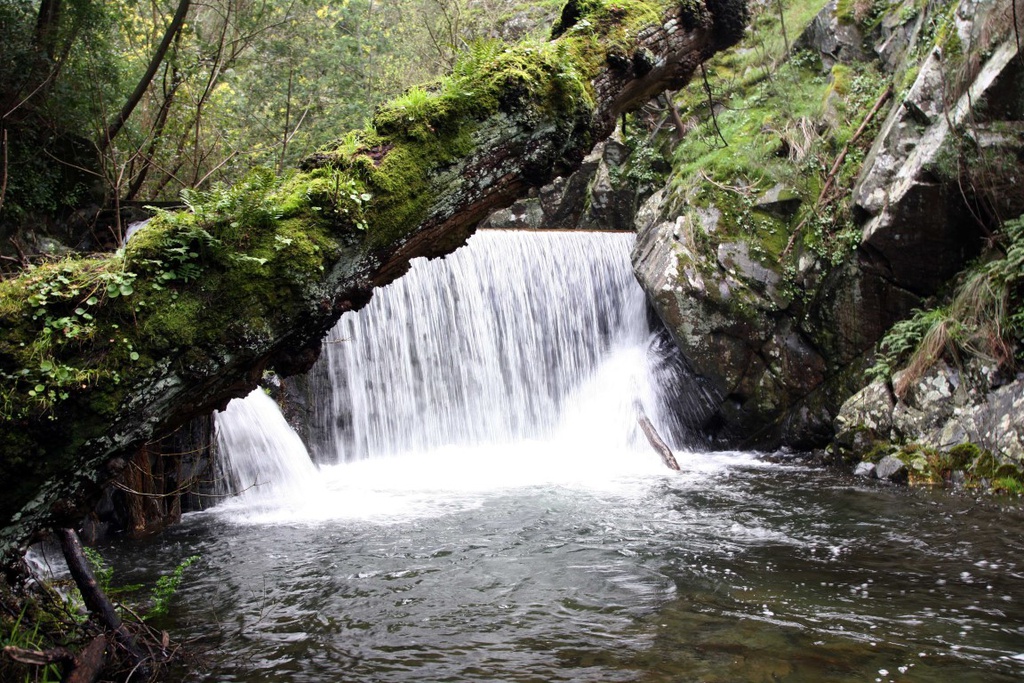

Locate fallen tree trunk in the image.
[66,635,107,683]
[58,529,146,672]
[0,0,748,563]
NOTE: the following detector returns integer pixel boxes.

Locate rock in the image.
[854,461,877,478]
[480,137,639,230]
[754,184,801,219]
[632,185,830,446]
[895,361,960,425]
[875,454,908,484]
[834,380,896,453]
[793,0,870,70]
[854,8,1024,295]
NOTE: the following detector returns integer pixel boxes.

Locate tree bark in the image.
[34,0,63,59]
[57,528,145,671]
[66,635,108,683]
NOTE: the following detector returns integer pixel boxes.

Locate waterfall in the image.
[214,388,319,504]
[212,229,698,519]
[308,229,683,462]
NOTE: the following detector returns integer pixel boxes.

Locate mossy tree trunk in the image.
[0,0,748,565]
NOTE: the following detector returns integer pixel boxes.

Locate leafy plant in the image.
[867,214,1024,392]
[75,547,197,620]
[148,555,200,619]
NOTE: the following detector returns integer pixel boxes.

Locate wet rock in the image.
[854,461,876,478]
[632,186,830,447]
[875,455,908,484]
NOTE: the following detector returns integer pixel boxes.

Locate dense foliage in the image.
[0,0,562,251]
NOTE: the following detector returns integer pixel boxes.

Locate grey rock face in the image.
[854,460,877,478]
[632,0,1023,452]
[481,138,639,231]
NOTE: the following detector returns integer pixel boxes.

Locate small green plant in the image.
[147,555,200,619]
[991,476,1024,495]
[867,214,1024,391]
[1,607,62,682]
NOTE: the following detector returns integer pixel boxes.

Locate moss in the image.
[835,0,889,32]
[863,440,893,463]
[992,476,1024,495]
[946,442,981,470]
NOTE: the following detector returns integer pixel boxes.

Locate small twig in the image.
[698,170,750,195]
[0,127,8,215]
[1013,0,1022,65]
[817,85,893,205]
[3,644,74,665]
[700,64,728,147]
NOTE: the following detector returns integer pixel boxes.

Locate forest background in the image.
[0,0,561,255]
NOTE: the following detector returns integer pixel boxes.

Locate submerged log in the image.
[0,0,748,562]
[638,413,681,471]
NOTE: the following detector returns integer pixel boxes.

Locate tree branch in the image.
[98,0,191,151]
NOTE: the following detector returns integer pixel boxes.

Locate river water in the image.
[102,231,1024,682]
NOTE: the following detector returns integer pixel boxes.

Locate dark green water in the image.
[103,456,1024,682]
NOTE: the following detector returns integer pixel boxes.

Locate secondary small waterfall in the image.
[214,229,699,512]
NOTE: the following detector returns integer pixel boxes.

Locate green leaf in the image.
[86,296,99,306]
[130,351,140,361]
[120,284,134,296]
[39,360,53,372]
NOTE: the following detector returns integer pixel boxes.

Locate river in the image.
[99,231,1024,682]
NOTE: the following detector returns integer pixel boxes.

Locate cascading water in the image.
[310,229,686,461]
[213,230,701,519]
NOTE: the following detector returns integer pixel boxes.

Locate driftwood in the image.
[66,635,108,683]
[3,633,106,682]
[3,644,74,666]
[58,529,147,673]
[638,412,681,470]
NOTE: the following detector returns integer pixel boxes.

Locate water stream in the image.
[101,231,1024,682]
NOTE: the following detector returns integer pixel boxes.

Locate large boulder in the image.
[632,187,831,446]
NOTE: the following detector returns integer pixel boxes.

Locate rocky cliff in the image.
[628,0,1023,471]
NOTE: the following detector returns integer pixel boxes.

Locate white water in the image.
[212,230,720,523]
